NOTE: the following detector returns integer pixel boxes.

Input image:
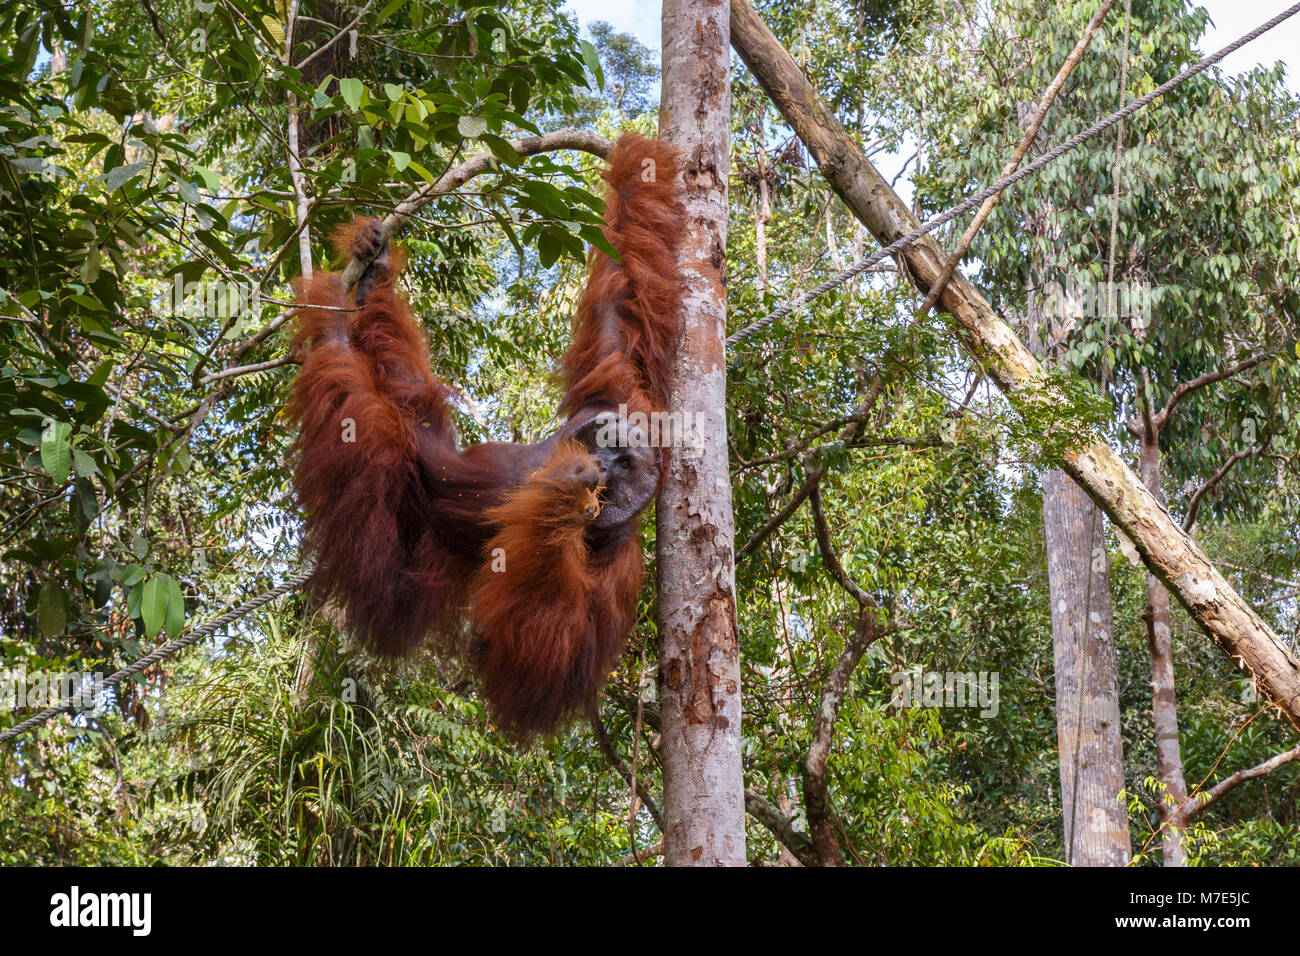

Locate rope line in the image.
[1103,0,1132,390]
[1068,0,1132,866]
[0,570,311,745]
[726,0,1300,348]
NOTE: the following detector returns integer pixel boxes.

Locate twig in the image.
[739,378,885,556]
[197,355,294,386]
[743,788,817,866]
[337,129,612,291]
[804,485,894,865]
[295,0,376,71]
[1187,742,1300,817]
[591,713,664,831]
[1155,353,1269,430]
[610,840,664,866]
[1183,445,1261,532]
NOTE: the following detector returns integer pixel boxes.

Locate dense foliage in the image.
[1,0,1296,865]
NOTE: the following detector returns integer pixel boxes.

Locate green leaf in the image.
[77,11,93,52]
[405,161,435,185]
[168,445,192,475]
[377,0,406,23]
[537,230,561,268]
[41,420,73,483]
[165,574,185,637]
[103,160,147,191]
[518,179,572,218]
[481,134,520,165]
[80,246,101,283]
[457,115,487,139]
[339,78,365,111]
[72,448,97,477]
[580,40,603,91]
[37,583,70,636]
[14,23,40,70]
[141,573,184,639]
[193,164,221,192]
[87,361,114,386]
[262,15,285,46]
[511,79,531,112]
[140,576,164,638]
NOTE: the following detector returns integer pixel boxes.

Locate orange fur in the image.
[561,132,684,418]
[288,133,684,737]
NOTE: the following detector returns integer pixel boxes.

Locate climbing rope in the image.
[725,0,1300,348]
[1102,0,1132,391]
[0,570,312,745]
[1067,0,1132,866]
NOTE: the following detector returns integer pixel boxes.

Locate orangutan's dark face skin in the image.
[571,411,659,529]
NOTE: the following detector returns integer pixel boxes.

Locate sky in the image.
[562,0,1299,90]
[562,0,1296,208]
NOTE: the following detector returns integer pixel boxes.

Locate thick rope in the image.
[726,0,1300,347]
[0,570,311,745]
[1103,0,1132,390]
[1067,0,1131,865]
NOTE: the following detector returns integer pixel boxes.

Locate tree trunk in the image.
[1041,471,1131,865]
[656,0,746,867]
[1138,419,1190,866]
[727,0,1300,729]
[1026,212,1130,866]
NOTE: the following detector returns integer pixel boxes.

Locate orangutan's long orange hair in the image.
[289,133,684,738]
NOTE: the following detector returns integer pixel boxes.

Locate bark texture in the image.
[1027,213,1130,867]
[1042,471,1131,865]
[1136,414,1190,865]
[656,0,746,867]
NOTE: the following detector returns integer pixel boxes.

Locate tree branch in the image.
[803,606,881,866]
[196,354,294,386]
[1155,353,1269,430]
[209,129,611,382]
[605,688,815,866]
[610,840,664,866]
[809,484,873,607]
[739,377,885,557]
[728,0,1300,730]
[915,0,1117,318]
[295,0,376,71]
[1181,743,1300,822]
[739,468,824,557]
[1182,445,1261,532]
[591,713,664,831]
[743,788,817,866]
[804,485,893,865]
[1216,561,1300,590]
[338,128,612,290]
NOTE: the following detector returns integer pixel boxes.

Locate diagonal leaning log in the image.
[729,0,1300,729]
